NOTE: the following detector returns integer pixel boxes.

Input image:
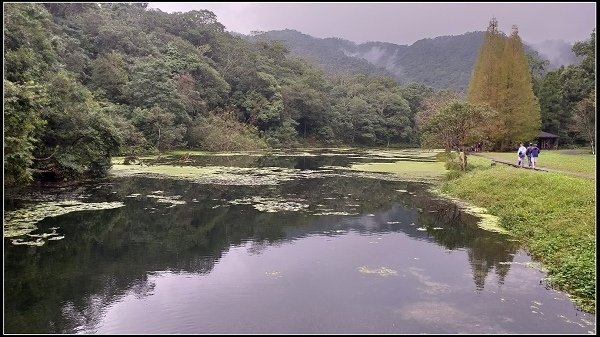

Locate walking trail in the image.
[471,152,595,179]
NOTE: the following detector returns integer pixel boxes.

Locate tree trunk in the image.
[588,128,595,155]
[459,147,468,171]
[156,125,161,153]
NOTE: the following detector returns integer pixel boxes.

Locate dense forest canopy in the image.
[3,3,595,187]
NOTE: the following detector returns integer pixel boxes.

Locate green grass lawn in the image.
[440,164,596,312]
[477,149,596,177]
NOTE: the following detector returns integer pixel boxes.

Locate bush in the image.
[187,111,268,151]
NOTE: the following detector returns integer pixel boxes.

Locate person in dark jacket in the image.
[530,144,540,169]
[525,143,533,167]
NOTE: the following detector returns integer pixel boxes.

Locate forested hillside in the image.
[255,29,579,91]
[255,29,485,90]
[4,3,436,187]
[249,30,392,77]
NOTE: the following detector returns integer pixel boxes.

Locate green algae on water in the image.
[111,164,329,186]
[229,196,309,212]
[4,200,125,245]
[147,194,186,207]
[429,189,510,235]
[350,160,447,182]
[313,211,359,216]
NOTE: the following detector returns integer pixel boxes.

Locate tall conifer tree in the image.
[468,19,541,149]
[498,26,541,147]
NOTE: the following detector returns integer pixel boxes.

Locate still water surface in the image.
[4,150,595,333]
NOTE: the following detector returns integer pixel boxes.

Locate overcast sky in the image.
[147,2,595,45]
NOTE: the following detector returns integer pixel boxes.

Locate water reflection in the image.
[3,151,592,334]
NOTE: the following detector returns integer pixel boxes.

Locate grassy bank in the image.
[440,163,596,312]
[477,150,596,177]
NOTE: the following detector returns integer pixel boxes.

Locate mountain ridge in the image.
[251,29,578,90]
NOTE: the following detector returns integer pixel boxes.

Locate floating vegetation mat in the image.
[429,189,509,235]
[168,150,267,157]
[227,196,366,215]
[321,162,446,183]
[363,149,442,159]
[350,161,447,181]
[229,196,310,212]
[313,211,359,216]
[498,261,546,272]
[111,164,330,186]
[111,149,449,184]
[265,271,283,278]
[146,191,186,207]
[4,200,125,245]
[357,266,398,277]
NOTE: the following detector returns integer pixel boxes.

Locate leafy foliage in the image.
[421,100,496,170]
[535,30,596,149]
[187,110,267,151]
[421,100,495,151]
[4,80,48,186]
[468,19,541,150]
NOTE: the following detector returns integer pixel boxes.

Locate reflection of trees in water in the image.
[2,177,327,333]
[410,192,519,291]
[5,173,519,333]
[143,153,355,170]
[143,151,426,172]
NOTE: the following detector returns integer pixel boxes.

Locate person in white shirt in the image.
[517,143,527,167]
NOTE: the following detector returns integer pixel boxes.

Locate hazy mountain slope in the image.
[254,29,483,90]
[255,29,576,91]
[254,29,392,77]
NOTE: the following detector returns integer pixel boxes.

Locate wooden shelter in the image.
[536,131,559,149]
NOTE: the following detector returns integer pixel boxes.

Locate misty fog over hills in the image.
[528,39,581,70]
[251,29,580,90]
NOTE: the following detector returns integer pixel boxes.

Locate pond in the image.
[3,149,595,334]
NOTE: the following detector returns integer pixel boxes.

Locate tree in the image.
[280,65,333,141]
[496,25,541,147]
[131,106,186,152]
[572,29,595,78]
[415,89,462,136]
[33,71,121,179]
[536,30,595,146]
[399,82,436,114]
[4,80,48,187]
[570,91,596,154]
[567,30,596,150]
[467,18,505,109]
[468,19,541,150]
[187,110,267,151]
[526,49,550,94]
[4,3,57,83]
[4,4,55,186]
[421,100,496,170]
[90,51,129,101]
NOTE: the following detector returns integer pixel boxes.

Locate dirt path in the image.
[471,153,595,179]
